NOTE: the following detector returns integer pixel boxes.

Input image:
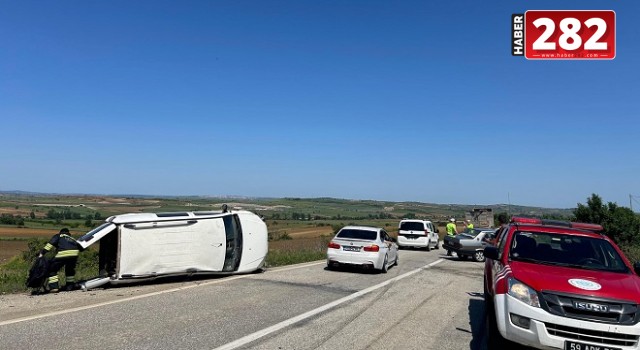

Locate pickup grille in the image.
[545,323,639,347]
[542,291,640,325]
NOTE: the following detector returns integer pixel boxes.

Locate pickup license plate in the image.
[565,341,621,350]
[342,246,360,252]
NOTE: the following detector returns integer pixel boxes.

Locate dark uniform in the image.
[41,228,81,292]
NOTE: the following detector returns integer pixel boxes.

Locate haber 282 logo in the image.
[512,10,616,60]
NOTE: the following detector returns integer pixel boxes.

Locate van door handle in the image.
[213,243,223,247]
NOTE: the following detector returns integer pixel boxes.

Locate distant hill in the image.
[0,190,575,221]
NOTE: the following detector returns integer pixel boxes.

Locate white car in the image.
[397,219,439,250]
[326,226,398,273]
[77,208,268,290]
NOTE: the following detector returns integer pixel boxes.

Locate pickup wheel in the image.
[473,250,485,262]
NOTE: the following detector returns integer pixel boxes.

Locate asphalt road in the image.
[1,247,502,350]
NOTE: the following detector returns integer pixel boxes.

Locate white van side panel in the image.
[236,211,268,272]
[118,218,226,278]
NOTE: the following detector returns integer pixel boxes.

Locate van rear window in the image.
[400,222,425,231]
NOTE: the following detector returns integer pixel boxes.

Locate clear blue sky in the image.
[1,1,638,209]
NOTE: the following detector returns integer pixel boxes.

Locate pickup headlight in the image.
[508,277,540,308]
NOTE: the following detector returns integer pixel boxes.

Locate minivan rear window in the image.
[337,229,378,241]
[400,222,425,231]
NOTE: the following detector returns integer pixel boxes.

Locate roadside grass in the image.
[265,235,331,267]
[0,256,30,294]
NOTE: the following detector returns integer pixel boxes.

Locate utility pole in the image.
[629,194,640,213]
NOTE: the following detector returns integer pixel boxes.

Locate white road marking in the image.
[0,261,326,327]
[212,259,445,350]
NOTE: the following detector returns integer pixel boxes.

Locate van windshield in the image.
[399,222,425,231]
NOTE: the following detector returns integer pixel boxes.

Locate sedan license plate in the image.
[342,246,361,252]
[565,341,621,350]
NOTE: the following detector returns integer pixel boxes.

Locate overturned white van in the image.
[77,209,268,291]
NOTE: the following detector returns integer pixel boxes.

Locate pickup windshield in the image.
[509,231,629,273]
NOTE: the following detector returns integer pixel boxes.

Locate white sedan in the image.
[326,226,399,273]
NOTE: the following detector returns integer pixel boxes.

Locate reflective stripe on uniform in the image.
[43,243,54,251]
[66,276,75,283]
[55,250,79,258]
[60,234,76,241]
[48,275,59,283]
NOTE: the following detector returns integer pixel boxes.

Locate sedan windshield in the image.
[337,229,378,241]
[509,231,629,273]
[460,228,482,238]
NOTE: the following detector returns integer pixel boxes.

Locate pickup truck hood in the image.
[511,261,640,303]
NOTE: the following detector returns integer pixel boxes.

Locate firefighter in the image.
[39,228,81,292]
[446,218,458,256]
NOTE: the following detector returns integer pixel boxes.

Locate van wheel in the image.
[425,240,431,252]
[474,250,485,262]
[434,241,440,249]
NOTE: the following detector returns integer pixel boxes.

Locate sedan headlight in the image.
[508,277,540,308]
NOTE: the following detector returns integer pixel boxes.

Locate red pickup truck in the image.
[484,217,640,350]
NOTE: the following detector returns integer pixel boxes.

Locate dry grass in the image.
[0,241,27,264]
[0,227,58,238]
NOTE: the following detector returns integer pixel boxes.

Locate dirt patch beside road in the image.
[0,227,58,238]
[0,228,59,264]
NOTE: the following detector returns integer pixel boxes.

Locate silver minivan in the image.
[397,219,439,251]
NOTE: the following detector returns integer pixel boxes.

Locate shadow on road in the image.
[467,292,533,350]
[467,293,487,350]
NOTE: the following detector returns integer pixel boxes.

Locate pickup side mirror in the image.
[484,246,499,260]
[634,262,640,275]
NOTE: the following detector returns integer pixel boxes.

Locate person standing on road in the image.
[446,218,458,256]
[466,219,474,232]
[39,228,81,292]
